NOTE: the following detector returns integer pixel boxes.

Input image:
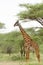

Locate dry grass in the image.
[0,61,43,65]
[0,53,43,65]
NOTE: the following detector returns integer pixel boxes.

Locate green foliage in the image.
[0,23,5,28]
[37,28,43,36]
[0,32,22,53]
[18,3,43,20]
[0,28,43,63]
[11,55,20,61]
[0,28,43,54]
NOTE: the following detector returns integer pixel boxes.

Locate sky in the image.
[0,0,43,33]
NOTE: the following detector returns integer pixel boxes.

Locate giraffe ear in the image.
[14,20,19,26]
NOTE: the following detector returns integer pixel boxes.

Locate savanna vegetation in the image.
[0,28,43,64]
[0,2,43,65]
[0,23,5,28]
[18,3,43,25]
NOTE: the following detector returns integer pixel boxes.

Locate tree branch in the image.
[36,17,43,26]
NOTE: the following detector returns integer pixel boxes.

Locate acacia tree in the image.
[18,3,43,26]
[0,23,5,28]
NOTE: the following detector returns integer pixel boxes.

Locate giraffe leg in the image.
[25,49,30,61]
[35,49,40,62]
[24,43,30,61]
[26,51,29,60]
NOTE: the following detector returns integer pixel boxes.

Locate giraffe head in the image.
[14,20,19,27]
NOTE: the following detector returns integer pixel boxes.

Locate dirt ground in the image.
[0,61,42,65]
[0,61,26,65]
[0,61,18,65]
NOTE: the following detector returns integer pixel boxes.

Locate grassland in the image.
[0,28,43,65]
[0,53,43,65]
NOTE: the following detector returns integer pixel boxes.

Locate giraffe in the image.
[14,20,40,62]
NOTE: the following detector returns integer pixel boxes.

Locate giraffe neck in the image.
[18,24,32,42]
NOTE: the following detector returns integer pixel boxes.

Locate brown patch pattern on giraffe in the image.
[14,20,40,62]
